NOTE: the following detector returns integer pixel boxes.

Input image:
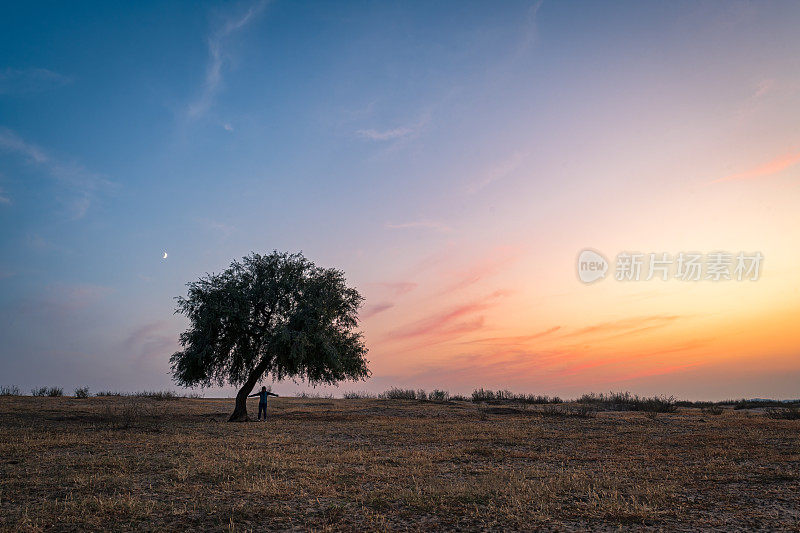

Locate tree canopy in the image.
[170,251,369,420]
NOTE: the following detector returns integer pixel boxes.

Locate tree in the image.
[170,251,369,421]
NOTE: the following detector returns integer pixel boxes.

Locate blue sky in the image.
[2,1,800,398]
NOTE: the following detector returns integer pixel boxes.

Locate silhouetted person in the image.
[249,386,278,420]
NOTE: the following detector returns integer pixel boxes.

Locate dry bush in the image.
[379,387,418,400]
[31,386,63,397]
[74,387,90,399]
[297,391,334,399]
[428,389,450,401]
[579,392,676,413]
[472,388,561,405]
[702,405,724,416]
[342,391,376,399]
[133,390,181,400]
[0,385,20,396]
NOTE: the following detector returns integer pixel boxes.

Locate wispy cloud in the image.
[356,127,413,141]
[371,281,418,296]
[0,67,72,95]
[187,1,268,119]
[0,127,110,218]
[384,290,509,344]
[439,246,522,295]
[197,217,235,238]
[467,150,529,193]
[713,149,800,183]
[362,302,394,318]
[123,320,178,364]
[0,187,10,205]
[385,220,452,233]
[457,326,561,347]
[356,111,431,143]
[559,315,682,340]
[752,78,776,99]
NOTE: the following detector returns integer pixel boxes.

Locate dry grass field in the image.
[1,395,799,531]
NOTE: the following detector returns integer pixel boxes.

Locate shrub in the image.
[342,391,376,399]
[133,390,180,400]
[578,392,676,413]
[1,385,20,396]
[701,405,724,416]
[449,394,469,402]
[428,389,450,401]
[297,391,333,399]
[32,386,62,397]
[472,388,562,405]
[96,390,124,397]
[379,387,418,400]
[472,388,496,402]
[74,387,90,399]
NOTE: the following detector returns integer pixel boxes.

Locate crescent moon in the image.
[162,252,168,259]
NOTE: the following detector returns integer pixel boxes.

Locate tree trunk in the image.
[228,386,253,422]
[228,358,271,422]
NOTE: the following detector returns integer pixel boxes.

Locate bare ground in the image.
[0,396,798,531]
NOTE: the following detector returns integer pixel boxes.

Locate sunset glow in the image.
[1,1,799,400]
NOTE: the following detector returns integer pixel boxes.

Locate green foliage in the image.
[170,251,369,389]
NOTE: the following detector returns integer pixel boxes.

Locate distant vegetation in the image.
[578,392,677,413]
[342,390,377,399]
[96,390,200,400]
[31,386,63,397]
[6,384,800,423]
[472,388,562,405]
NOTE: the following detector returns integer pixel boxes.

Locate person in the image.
[248,386,279,420]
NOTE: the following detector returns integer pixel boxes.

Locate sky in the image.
[1,1,799,400]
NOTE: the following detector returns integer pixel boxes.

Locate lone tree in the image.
[171,251,369,421]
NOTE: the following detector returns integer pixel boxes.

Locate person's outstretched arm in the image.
[248,392,260,397]
[268,392,279,397]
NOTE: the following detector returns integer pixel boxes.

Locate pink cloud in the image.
[439,246,522,295]
[559,315,681,340]
[369,281,418,296]
[383,290,508,344]
[714,150,800,183]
